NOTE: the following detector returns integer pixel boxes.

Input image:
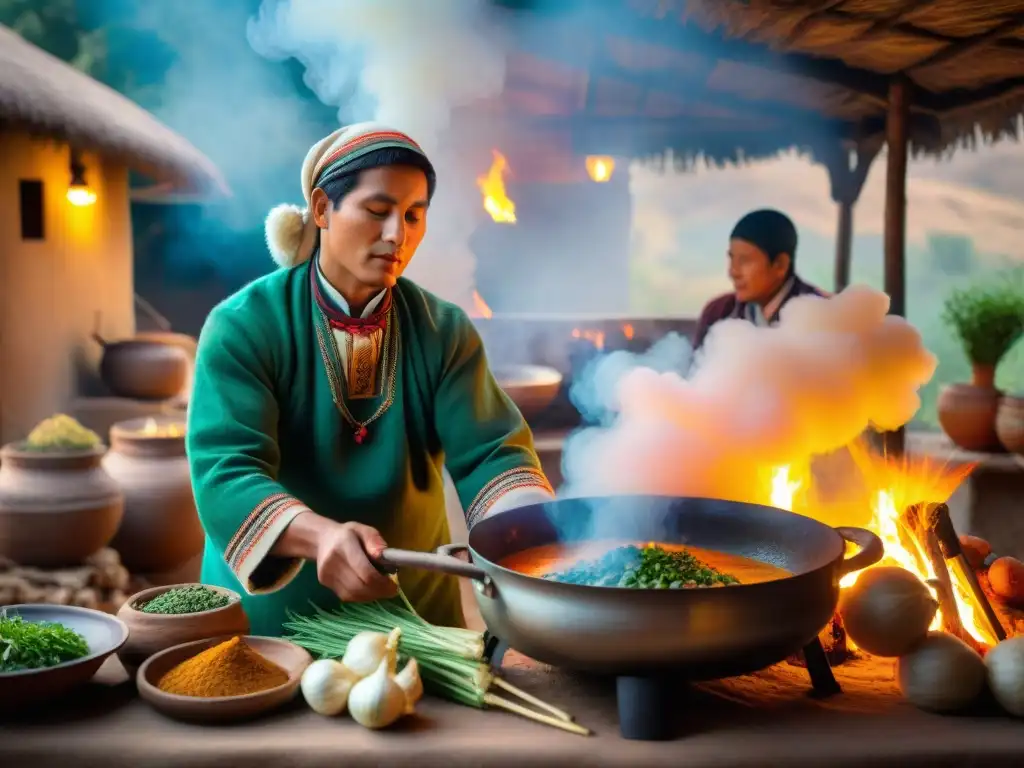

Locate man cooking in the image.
[693,209,827,349]
[186,123,555,636]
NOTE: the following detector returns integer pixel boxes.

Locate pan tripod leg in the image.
[802,637,842,697]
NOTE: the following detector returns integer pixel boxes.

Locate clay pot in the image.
[0,444,124,567]
[116,583,249,676]
[937,364,1002,452]
[103,417,204,575]
[996,395,1024,454]
[94,332,189,401]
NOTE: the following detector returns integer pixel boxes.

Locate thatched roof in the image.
[483,0,1024,166]
[0,25,227,196]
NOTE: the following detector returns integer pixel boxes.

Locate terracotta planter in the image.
[0,444,124,567]
[116,583,249,676]
[103,417,204,575]
[94,332,189,401]
[937,364,1002,452]
[996,395,1024,454]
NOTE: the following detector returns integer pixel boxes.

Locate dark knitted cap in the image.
[730,209,798,263]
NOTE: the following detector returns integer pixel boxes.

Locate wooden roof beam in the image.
[782,0,850,47]
[850,0,937,41]
[506,11,895,107]
[906,14,1024,73]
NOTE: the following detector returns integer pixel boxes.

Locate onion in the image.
[985,636,1024,717]
[838,566,938,657]
[897,631,986,713]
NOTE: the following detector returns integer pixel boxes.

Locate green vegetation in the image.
[0,611,90,672]
[23,414,102,452]
[544,544,739,588]
[139,585,231,615]
[941,278,1024,367]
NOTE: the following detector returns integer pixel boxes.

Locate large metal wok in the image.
[380,495,883,679]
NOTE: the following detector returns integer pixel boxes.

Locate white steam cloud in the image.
[247,0,508,304]
[561,285,937,507]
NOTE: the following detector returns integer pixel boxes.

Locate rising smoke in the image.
[247,0,509,305]
[561,285,937,509]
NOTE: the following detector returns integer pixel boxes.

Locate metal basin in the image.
[380,495,882,677]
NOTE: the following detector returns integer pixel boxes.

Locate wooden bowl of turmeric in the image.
[137,634,312,723]
[116,583,250,676]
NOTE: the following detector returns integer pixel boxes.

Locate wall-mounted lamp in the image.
[585,155,615,183]
[66,151,97,207]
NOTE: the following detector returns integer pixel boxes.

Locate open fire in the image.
[768,445,1001,651]
[477,149,516,224]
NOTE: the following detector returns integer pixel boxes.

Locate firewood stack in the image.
[0,548,145,613]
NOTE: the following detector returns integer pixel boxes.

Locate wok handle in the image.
[377,544,491,584]
[835,526,885,577]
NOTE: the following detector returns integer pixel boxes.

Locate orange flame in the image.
[571,328,605,351]
[470,291,493,319]
[622,323,635,341]
[137,418,185,438]
[585,155,615,183]
[769,445,997,649]
[477,150,516,224]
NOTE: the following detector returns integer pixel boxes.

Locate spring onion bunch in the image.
[283,590,589,735]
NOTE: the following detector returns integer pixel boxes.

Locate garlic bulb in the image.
[394,657,424,713]
[347,657,409,729]
[342,628,401,678]
[300,659,360,716]
[897,631,986,713]
[985,635,1024,717]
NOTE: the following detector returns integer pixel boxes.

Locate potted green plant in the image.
[937,281,1024,452]
[0,414,124,567]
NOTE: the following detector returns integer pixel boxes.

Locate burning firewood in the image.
[901,503,966,642]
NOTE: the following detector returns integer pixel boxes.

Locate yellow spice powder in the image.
[157,636,289,698]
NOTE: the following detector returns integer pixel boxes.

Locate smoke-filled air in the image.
[561,285,938,507]
[247,0,507,305]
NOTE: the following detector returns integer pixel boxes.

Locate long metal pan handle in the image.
[377,544,490,583]
[834,526,884,577]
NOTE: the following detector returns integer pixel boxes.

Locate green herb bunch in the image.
[140,585,230,615]
[545,544,739,588]
[942,278,1024,367]
[0,611,90,672]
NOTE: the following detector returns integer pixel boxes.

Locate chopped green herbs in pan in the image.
[0,612,90,672]
[543,543,740,588]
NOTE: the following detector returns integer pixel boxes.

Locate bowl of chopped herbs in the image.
[116,583,249,676]
[0,604,129,709]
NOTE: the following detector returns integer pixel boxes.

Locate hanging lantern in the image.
[585,155,615,183]
[66,151,97,207]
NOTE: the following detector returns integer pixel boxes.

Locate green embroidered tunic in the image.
[186,261,552,636]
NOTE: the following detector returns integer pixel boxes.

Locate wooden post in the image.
[821,138,880,294]
[834,200,853,291]
[884,75,909,319]
[883,74,910,456]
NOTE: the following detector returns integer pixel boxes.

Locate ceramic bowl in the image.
[0,604,129,711]
[493,364,563,422]
[116,583,249,675]
[137,635,311,723]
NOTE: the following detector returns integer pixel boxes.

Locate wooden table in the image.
[3,651,1023,767]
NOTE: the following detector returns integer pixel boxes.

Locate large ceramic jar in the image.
[0,444,124,567]
[996,395,1024,454]
[103,417,204,575]
[937,364,1003,452]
